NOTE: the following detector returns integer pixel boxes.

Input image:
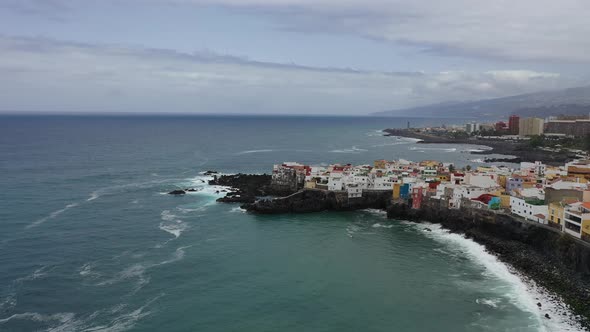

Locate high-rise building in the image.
[508,115,520,135]
[519,117,544,136]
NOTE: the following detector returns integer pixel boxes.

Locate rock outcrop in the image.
[242,189,392,213]
[168,189,186,195]
[208,173,294,203]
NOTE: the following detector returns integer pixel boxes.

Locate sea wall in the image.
[387,197,590,325]
[242,189,392,214]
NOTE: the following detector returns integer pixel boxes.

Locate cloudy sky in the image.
[1,0,590,115]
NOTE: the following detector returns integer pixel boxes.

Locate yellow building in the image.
[548,202,565,230]
[392,183,401,200]
[374,160,387,169]
[437,174,450,182]
[497,175,507,189]
[419,160,440,168]
[519,117,544,136]
[490,190,511,209]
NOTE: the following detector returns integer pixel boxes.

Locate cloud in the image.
[0,35,577,114]
[6,1,590,63]
[0,0,70,21]
[158,0,590,63]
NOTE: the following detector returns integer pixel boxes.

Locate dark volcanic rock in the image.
[208,173,296,204]
[242,189,392,214]
[209,174,272,195]
[168,189,186,195]
[203,170,218,175]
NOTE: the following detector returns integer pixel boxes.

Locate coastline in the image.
[236,186,590,329]
[382,128,576,165]
[386,198,590,330]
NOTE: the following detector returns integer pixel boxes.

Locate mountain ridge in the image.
[373,85,590,119]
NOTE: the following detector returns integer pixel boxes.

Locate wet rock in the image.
[425,228,432,232]
[537,302,542,307]
[545,314,551,319]
[242,189,392,214]
[168,190,186,195]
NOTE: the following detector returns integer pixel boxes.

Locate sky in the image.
[1,0,590,115]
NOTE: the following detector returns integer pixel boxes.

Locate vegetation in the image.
[527,134,589,152]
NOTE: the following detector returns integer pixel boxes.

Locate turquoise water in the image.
[0,115,579,331]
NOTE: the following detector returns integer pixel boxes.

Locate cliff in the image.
[387,198,590,327]
[242,189,392,214]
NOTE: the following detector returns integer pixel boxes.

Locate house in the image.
[510,195,548,224]
[563,202,590,239]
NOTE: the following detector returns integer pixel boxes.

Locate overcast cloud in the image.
[0,0,589,114]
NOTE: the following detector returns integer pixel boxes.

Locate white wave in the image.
[230,207,246,213]
[372,141,412,147]
[362,209,387,217]
[158,222,187,239]
[27,203,79,229]
[470,158,485,163]
[408,222,584,332]
[365,129,385,137]
[235,149,275,155]
[159,210,188,238]
[97,263,151,294]
[476,298,501,308]
[97,246,189,293]
[346,224,360,237]
[409,146,457,152]
[155,246,191,266]
[0,312,75,325]
[330,146,368,153]
[79,263,101,278]
[87,192,100,201]
[17,266,50,282]
[372,223,394,228]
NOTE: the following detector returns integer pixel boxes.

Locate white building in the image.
[347,184,363,198]
[510,196,548,224]
[563,202,590,238]
[464,173,499,188]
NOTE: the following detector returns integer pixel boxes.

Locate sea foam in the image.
[407,222,584,332]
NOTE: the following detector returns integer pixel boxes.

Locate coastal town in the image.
[270,157,590,243]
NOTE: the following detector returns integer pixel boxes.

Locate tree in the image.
[584,134,590,152]
[466,165,472,171]
[448,164,455,173]
[529,135,544,148]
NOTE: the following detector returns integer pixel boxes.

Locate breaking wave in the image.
[235,149,275,155]
[159,210,188,239]
[408,146,457,152]
[407,222,584,332]
[330,146,368,153]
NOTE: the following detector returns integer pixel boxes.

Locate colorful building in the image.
[509,115,520,135]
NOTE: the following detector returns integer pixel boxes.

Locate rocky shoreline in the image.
[383,128,576,165]
[386,198,590,329]
[170,170,590,327]
[236,185,590,328]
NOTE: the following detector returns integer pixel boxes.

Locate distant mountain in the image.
[373,86,590,119]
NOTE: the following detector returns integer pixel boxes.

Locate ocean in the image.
[0,115,582,332]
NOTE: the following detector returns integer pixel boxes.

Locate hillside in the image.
[373,86,590,119]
